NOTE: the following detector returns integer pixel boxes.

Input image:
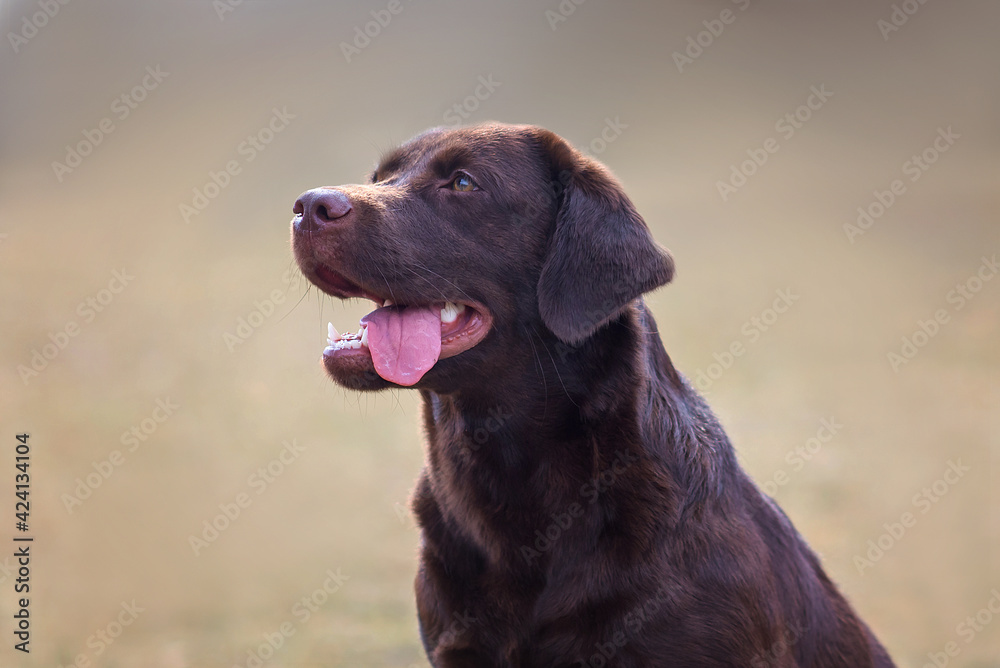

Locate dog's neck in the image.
[424,304,653,468]
[416,302,737,569]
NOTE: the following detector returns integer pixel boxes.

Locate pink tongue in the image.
[362,305,441,386]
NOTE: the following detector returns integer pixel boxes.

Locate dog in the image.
[290,123,896,667]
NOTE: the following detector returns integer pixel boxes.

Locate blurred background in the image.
[1,0,998,666]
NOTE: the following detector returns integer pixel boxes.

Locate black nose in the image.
[293,188,353,232]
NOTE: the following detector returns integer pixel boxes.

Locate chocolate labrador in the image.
[290,123,895,667]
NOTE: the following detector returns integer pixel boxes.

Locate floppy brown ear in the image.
[534,130,675,344]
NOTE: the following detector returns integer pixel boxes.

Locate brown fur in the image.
[291,123,895,667]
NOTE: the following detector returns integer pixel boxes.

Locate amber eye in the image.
[450,173,478,192]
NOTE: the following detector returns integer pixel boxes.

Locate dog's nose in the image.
[293,188,353,232]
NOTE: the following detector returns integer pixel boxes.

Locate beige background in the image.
[1,0,998,666]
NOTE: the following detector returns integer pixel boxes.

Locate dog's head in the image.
[291,123,673,392]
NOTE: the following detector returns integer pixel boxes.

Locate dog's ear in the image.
[532,129,675,344]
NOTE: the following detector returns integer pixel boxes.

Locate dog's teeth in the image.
[360,325,368,346]
[440,302,465,323]
[328,322,339,341]
[383,299,394,307]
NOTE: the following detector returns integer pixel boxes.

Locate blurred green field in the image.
[1,1,998,666]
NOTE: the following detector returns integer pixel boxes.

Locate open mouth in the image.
[310,263,492,387]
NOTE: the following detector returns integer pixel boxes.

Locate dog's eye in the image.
[449,173,478,192]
